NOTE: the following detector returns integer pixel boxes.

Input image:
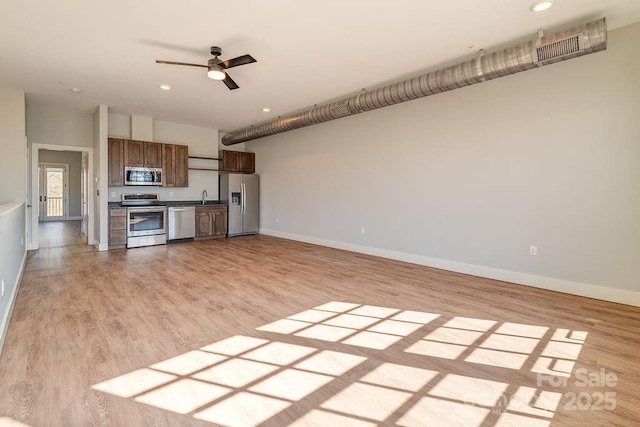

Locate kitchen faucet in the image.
[202,189,207,205]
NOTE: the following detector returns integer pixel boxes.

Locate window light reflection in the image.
[320,382,412,421]
[134,378,231,414]
[398,397,490,427]
[289,409,378,427]
[92,368,176,398]
[90,302,589,427]
[193,392,290,427]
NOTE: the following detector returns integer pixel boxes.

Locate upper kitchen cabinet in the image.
[162,144,175,187]
[174,144,189,187]
[125,140,163,168]
[162,143,189,187]
[220,150,239,172]
[220,150,255,173]
[237,151,255,173]
[108,138,125,186]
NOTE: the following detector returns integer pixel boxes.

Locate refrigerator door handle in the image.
[241,182,246,215]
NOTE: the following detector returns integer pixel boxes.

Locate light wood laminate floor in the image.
[38,220,89,249]
[1,235,639,426]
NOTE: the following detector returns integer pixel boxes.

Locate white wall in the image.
[39,149,83,217]
[107,113,219,202]
[0,87,26,354]
[26,105,93,147]
[250,22,640,305]
[93,105,108,250]
[0,202,26,354]
[0,88,26,204]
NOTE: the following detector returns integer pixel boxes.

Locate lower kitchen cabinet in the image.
[109,208,127,247]
[195,206,227,238]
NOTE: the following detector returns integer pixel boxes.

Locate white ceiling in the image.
[2,1,639,133]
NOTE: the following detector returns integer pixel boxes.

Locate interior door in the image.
[38,163,68,221]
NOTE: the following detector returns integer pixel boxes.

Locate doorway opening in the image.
[29,144,94,250]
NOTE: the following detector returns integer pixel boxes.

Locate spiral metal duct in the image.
[222,18,607,146]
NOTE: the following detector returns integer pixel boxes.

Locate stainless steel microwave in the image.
[124,167,163,186]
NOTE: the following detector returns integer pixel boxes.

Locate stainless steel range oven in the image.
[122,194,167,248]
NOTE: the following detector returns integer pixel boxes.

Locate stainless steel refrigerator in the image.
[219,173,259,236]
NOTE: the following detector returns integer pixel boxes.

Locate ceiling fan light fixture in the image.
[207,64,226,80]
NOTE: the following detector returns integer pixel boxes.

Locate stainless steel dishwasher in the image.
[168,206,196,241]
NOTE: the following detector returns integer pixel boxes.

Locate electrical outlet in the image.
[1,279,4,297]
[530,245,538,256]
[275,217,279,223]
[360,227,365,234]
[111,191,115,197]
[169,192,174,197]
[21,237,24,247]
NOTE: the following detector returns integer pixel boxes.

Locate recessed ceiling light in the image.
[69,88,82,94]
[262,107,271,112]
[530,0,554,12]
[159,84,171,90]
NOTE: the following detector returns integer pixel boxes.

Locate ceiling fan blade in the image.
[221,54,257,69]
[222,74,239,90]
[155,60,207,68]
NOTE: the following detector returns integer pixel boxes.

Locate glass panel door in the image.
[39,164,67,221]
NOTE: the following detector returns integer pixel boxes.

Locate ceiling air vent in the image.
[329,100,351,118]
[534,34,583,63]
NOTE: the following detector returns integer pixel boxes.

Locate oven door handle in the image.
[127,207,167,213]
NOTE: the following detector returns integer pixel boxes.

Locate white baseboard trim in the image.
[0,250,27,356]
[260,228,640,307]
[96,242,108,252]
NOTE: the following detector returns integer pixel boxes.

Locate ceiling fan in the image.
[156,46,256,90]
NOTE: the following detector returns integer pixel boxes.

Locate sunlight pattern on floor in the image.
[0,417,33,427]
[92,301,588,426]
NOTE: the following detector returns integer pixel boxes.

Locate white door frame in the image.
[38,162,69,221]
[81,152,89,236]
[29,143,94,250]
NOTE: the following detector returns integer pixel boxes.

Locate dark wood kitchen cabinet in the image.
[174,144,189,187]
[195,205,227,238]
[162,143,189,187]
[108,207,127,248]
[237,151,255,173]
[162,144,175,187]
[109,138,189,187]
[124,140,163,168]
[108,138,125,186]
[219,150,255,173]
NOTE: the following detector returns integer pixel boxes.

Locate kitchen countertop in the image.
[108,200,228,208]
